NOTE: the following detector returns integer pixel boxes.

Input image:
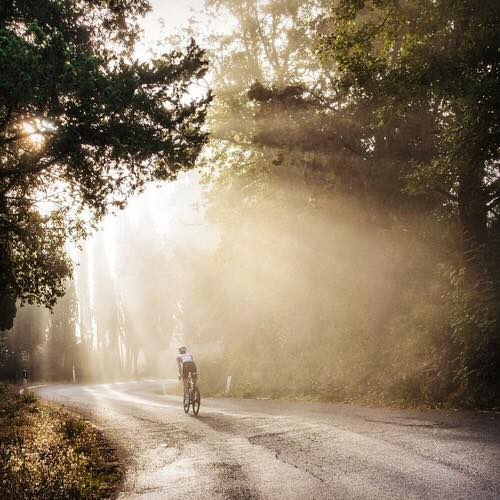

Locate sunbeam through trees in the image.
[1,0,499,409]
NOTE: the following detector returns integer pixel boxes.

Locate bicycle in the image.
[183,373,200,415]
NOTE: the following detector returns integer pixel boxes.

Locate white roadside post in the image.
[72,364,76,384]
[22,370,28,389]
[225,375,232,395]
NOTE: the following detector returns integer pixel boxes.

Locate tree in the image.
[0,0,211,329]
[45,279,77,381]
[318,0,500,403]
[318,0,500,276]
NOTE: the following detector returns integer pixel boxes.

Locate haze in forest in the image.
[2,0,499,408]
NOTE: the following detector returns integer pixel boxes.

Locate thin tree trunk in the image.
[0,195,17,330]
[457,164,489,281]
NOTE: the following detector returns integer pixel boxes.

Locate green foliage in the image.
[0,0,211,328]
[317,0,500,405]
[318,0,500,239]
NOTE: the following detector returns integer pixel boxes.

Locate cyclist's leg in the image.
[189,363,198,387]
[190,371,200,414]
[182,365,190,395]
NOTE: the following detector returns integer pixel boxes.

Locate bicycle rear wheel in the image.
[183,391,190,413]
[192,387,200,415]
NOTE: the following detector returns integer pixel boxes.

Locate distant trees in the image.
[67,194,192,381]
[45,279,77,381]
[0,0,210,329]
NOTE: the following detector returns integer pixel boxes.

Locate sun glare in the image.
[21,118,56,148]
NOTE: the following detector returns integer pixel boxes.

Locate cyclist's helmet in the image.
[178,345,187,354]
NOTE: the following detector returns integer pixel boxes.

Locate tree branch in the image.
[0,156,60,197]
[0,105,14,133]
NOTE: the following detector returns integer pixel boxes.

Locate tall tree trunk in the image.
[457,164,489,281]
[0,195,17,330]
[0,273,16,331]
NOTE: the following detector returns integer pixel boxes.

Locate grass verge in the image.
[0,385,121,499]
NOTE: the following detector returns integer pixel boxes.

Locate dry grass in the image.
[0,385,121,499]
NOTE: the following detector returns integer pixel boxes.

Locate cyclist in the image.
[177,345,197,394]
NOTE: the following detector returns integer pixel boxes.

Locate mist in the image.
[2,0,499,408]
[5,163,453,405]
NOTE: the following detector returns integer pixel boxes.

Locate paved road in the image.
[35,381,500,499]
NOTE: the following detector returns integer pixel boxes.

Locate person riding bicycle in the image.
[177,345,197,394]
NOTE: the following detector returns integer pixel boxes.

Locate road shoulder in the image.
[0,384,122,499]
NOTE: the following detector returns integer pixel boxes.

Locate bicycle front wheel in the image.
[192,387,201,415]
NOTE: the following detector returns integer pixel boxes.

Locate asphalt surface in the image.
[35,381,500,499]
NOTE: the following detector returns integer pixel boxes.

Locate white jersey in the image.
[177,353,194,365]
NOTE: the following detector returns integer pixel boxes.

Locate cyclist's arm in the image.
[176,357,182,378]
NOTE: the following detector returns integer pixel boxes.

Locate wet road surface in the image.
[35,381,500,499]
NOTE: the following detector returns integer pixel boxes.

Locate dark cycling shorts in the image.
[182,361,197,379]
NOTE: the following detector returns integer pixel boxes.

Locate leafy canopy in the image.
[0,0,211,329]
[318,0,500,238]
[318,0,500,403]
